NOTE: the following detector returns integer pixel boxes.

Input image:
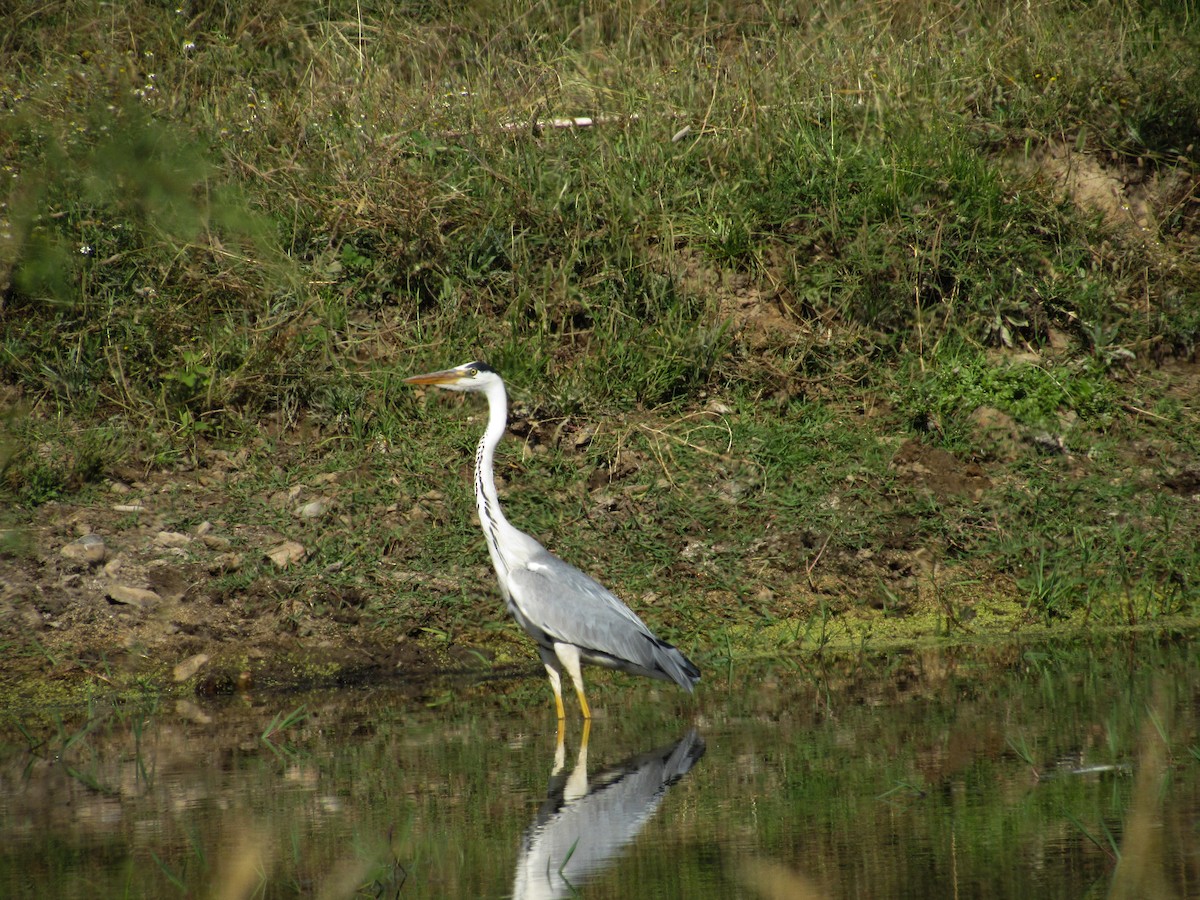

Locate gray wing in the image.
[503,546,699,690]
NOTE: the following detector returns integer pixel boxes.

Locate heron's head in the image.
[403,361,500,393]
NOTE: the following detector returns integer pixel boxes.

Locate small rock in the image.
[266,540,306,568]
[154,531,192,548]
[61,534,107,565]
[103,556,124,578]
[1031,431,1068,455]
[296,499,327,519]
[106,584,162,608]
[195,521,213,537]
[173,653,210,682]
[200,533,232,551]
[112,504,145,514]
[208,552,243,574]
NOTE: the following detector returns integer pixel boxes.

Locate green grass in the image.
[4,2,1197,426]
[2,0,1200,665]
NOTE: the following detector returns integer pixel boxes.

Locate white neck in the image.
[475,378,515,568]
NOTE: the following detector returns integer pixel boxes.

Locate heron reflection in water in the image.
[513,726,705,899]
[404,362,700,724]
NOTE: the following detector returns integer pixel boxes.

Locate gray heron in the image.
[403,361,700,720]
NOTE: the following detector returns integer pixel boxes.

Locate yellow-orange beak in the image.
[403,367,465,386]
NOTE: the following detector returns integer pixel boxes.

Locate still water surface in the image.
[2,636,1198,898]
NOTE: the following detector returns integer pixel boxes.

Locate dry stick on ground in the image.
[805,532,833,591]
[501,113,642,133]
[383,110,709,143]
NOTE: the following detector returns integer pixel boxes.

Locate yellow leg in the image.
[554,642,592,720]
[574,682,592,720]
[540,649,567,720]
[553,686,566,721]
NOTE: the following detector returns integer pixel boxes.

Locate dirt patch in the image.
[667,246,810,352]
[1016,139,1193,243]
[890,439,992,502]
[0,469,460,704]
[1012,140,1200,329]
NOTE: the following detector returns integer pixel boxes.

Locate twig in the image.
[500,113,641,132]
[1122,403,1171,422]
[805,532,832,586]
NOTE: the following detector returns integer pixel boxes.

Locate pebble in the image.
[200,533,232,551]
[208,552,243,574]
[154,531,192,548]
[265,540,306,568]
[60,534,107,565]
[296,499,327,519]
[106,584,162,608]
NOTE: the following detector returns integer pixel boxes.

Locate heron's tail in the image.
[653,638,701,692]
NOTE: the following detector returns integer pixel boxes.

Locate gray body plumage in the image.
[405,361,699,717]
[503,534,700,689]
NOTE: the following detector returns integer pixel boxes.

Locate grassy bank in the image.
[2,1,1200,693]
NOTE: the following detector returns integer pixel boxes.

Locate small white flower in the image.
[183,41,196,53]
[80,244,93,256]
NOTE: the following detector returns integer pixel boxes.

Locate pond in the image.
[2,635,1197,898]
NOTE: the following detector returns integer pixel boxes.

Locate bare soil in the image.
[0,454,457,703]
